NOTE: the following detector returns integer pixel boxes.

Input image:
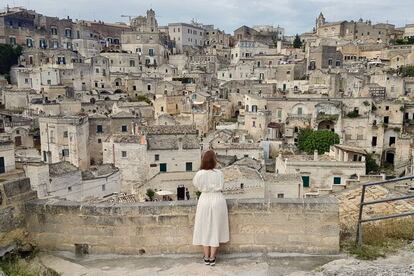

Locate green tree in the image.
[0,44,22,82]
[365,154,380,174]
[399,65,414,77]
[293,34,302,49]
[297,129,340,154]
[146,188,155,201]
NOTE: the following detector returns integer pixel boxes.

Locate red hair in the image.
[200,150,217,170]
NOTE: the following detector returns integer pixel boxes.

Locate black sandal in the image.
[203,256,210,265]
[209,258,216,266]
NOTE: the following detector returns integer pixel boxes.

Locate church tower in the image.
[315,12,326,31]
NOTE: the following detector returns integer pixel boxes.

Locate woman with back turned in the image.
[192,150,229,266]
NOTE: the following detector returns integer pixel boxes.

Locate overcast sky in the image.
[3,0,414,34]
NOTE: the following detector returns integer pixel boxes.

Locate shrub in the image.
[346,110,359,118]
[365,154,380,174]
[146,188,155,201]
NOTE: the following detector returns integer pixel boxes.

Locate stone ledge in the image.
[25,196,340,255]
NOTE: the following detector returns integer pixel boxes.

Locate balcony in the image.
[287,113,312,121]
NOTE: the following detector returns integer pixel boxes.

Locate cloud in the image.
[7,0,414,34]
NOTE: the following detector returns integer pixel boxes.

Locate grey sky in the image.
[4,0,414,34]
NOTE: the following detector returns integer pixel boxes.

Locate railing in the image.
[356,175,414,246]
[287,113,312,120]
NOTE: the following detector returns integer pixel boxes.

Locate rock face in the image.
[0,178,37,256]
[289,249,414,276]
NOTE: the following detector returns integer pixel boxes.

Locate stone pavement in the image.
[39,248,414,276]
[39,252,340,276]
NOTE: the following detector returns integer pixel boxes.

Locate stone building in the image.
[168,22,205,53]
[39,115,90,170]
[276,145,366,195]
[23,161,121,201]
[0,140,16,174]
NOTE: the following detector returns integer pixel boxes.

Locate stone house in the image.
[276,145,366,195]
[23,161,121,201]
[0,140,16,174]
[307,45,343,71]
[264,173,303,199]
[39,115,90,170]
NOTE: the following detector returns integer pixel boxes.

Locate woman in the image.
[192,150,229,266]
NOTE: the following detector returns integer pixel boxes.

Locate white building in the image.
[168,23,205,53]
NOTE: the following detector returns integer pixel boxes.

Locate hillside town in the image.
[1,6,414,204]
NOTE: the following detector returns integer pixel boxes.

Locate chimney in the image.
[314,150,319,161]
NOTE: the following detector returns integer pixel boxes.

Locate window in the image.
[328,59,333,66]
[121,151,127,158]
[63,131,68,138]
[147,84,151,91]
[384,116,389,124]
[96,125,103,133]
[65,28,72,38]
[252,121,256,127]
[68,186,72,192]
[160,163,167,172]
[9,37,16,45]
[186,162,193,171]
[277,193,284,198]
[297,107,303,115]
[133,85,137,91]
[121,125,128,132]
[161,106,164,112]
[62,149,69,157]
[51,27,58,35]
[385,106,389,111]
[333,177,342,185]
[155,154,160,161]
[389,137,396,146]
[39,39,47,49]
[130,60,135,67]
[102,184,106,191]
[98,138,102,144]
[335,60,341,67]
[372,136,377,146]
[148,48,154,56]
[302,176,310,188]
[26,38,33,48]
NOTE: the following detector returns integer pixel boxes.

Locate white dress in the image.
[192,169,230,247]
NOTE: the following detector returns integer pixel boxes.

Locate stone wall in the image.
[0,178,37,251]
[26,197,339,255]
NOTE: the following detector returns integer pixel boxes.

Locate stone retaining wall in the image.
[0,178,37,251]
[25,197,339,255]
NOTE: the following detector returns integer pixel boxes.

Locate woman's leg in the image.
[203,246,210,258]
[210,246,219,259]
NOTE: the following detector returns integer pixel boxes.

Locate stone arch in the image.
[318,120,335,131]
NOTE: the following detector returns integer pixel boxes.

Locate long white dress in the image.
[192,169,230,247]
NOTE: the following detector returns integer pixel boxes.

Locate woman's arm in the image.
[193,171,201,190]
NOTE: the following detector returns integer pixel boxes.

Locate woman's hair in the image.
[200,150,217,170]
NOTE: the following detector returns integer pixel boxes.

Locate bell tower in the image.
[316,12,326,31]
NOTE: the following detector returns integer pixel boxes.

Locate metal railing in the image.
[356,175,414,246]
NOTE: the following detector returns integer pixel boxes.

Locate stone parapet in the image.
[25,197,340,255]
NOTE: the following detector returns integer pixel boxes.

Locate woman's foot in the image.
[203,256,210,265]
[209,258,216,266]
